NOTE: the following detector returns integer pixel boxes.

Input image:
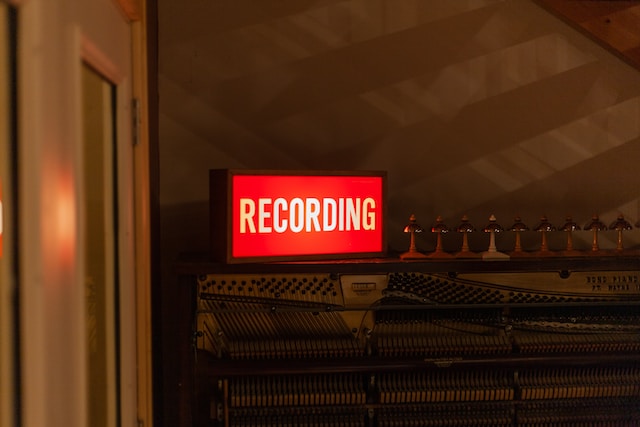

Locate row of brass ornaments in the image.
[400,214,636,260]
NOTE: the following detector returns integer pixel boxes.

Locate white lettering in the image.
[238,196,377,234]
[305,198,321,232]
[323,198,337,231]
[346,198,361,231]
[289,198,304,233]
[258,198,272,233]
[273,198,287,233]
[239,198,256,233]
[363,198,375,230]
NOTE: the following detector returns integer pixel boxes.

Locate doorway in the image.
[82,63,120,427]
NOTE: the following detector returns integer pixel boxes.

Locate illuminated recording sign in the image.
[210,170,387,263]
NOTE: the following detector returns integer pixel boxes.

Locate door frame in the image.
[0,2,18,427]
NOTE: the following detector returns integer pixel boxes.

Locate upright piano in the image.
[176,255,640,426]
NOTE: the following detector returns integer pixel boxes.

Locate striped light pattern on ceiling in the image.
[159,0,640,253]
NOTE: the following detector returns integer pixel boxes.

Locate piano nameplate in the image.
[458,270,640,299]
[340,274,387,306]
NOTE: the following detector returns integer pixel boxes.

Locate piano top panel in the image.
[176,253,640,276]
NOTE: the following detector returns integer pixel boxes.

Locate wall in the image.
[157,0,640,420]
[18,0,136,426]
[159,0,640,257]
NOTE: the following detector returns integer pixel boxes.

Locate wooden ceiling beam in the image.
[115,0,142,21]
[535,0,640,71]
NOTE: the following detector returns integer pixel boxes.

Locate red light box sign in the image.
[210,170,387,263]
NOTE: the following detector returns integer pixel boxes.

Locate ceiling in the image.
[158,0,640,255]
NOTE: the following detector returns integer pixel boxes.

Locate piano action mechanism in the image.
[182,258,640,426]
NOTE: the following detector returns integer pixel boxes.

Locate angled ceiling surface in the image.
[159,0,640,253]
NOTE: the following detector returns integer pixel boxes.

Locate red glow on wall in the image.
[212,171,386,262]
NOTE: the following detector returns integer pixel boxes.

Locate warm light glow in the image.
[56,180,76,259]
[229,173,385,259]
[43,171,76,269]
